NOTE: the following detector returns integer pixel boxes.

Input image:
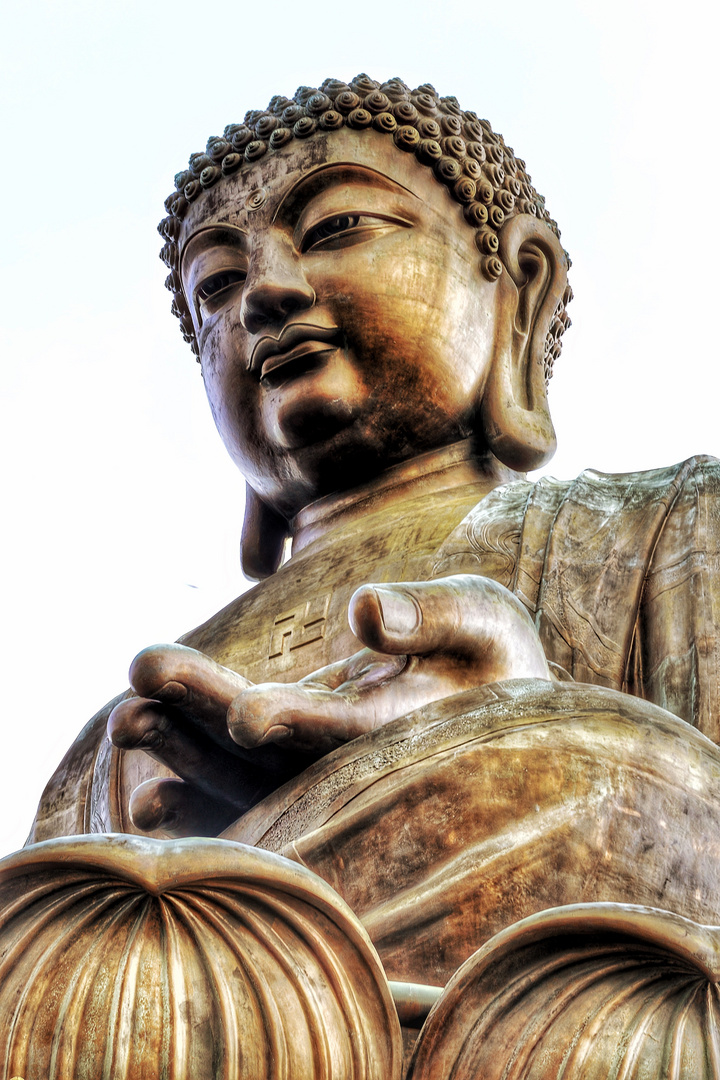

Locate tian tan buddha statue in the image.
[3,74,720,1079]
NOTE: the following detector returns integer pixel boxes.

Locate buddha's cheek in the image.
[260,349,366,451]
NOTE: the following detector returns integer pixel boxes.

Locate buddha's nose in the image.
[241,237,315,334]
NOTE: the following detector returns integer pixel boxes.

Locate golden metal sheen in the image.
[7,79,720,1076]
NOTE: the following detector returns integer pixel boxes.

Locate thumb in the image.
[348,575,549,676]
[349,584,422,653]
[349,576,489,656]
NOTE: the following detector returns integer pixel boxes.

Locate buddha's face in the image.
[180,129,503,519]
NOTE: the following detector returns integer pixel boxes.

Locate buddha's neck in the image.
[289,440,520,556]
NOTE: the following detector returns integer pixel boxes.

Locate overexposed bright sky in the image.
[1,0,717,855]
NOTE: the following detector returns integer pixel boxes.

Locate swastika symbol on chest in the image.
[268,595,331,659]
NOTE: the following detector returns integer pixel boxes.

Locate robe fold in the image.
[434,455,720,738]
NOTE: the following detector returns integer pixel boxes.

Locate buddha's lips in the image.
[260,340,340,387]
[250,325,343,381]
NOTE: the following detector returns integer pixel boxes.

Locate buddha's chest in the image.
[112,482,502,833]
[184,498,477,684]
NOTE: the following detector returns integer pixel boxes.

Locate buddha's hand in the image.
[228,574,551,755]
[107,644,312,837]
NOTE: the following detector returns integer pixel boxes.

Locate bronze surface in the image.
[0,835,401,1079]
[9,74,720,1076]
[227,680,720,984]
[407,904,720,1079]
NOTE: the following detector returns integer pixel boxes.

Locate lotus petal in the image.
[0,834,401,1080]
[408,902,720,1079]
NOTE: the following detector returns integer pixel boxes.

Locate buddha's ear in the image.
[240,485,289,580]
[480,215,569,472]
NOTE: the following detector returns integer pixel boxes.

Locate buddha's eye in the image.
[302,213,406,253]
[310,215,361,242]
[197,270,246,307]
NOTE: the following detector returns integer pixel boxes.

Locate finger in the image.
[348,575,550,679]
[108,697,278,811]
[228,656,406,754]
[129,777,239,838]
[299,649,406,691]
[128,643,252,745]
[108,697,170,752]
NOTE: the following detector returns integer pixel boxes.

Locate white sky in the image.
[1,0,717,855]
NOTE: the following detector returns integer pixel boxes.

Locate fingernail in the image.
[155,681,187,704]
[374,588,421,635]
[137,728,166,751]
[257,724,292,746]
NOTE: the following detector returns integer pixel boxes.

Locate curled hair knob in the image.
[269,127,293,150]
[221,152,242,175]
[489,204,505,228]
[372,112,397,134]
[441,135,466,160]
[347,108,373,129]
[334,91,361,115]
[496,189,515,213]
[349,73,379,95]
[206,137,231,161]
[440,114,462,136]
[244,140,268,161]
[452,176,477,204]
[434,156,462,183]
[364,90,391,114]
[416,117,441,140]
[466,141,487,164]
[392,100,419,125]
[293,117,317,138]
[281,104,306,125]
[379,79,410,102]
[230,126,254,150]
[306,92,332,116]
[412,91,439,116]
[199,165,219,188]
[321,78,351,99]
[476,178,494,205]
[464,202,488,227]
[475,227,499,255]
[320,110,345,130]
[255,115,279,138]
[394,125,420,152]
[415,138,442,165]
[482,255,503,280]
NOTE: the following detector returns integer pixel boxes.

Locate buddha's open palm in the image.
[108,574,551,837]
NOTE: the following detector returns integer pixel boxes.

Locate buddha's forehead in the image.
[178,128,439,247]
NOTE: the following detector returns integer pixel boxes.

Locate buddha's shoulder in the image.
[572,453,720,495]
[433,455,720,583]
[460,454,720,521]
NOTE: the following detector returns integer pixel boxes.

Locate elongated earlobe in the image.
[480,216,569,472]
[240,485,289,580]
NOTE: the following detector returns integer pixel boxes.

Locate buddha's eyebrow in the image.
[272,163,419,225]
[180,225,247,270]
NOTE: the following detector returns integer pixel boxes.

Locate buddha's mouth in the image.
[251,324,343,386]
[259,338,340,389]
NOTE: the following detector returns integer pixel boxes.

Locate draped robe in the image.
[27,453,720,984]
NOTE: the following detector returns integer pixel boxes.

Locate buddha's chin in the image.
[261,364,365,453]
[259,411,393,516]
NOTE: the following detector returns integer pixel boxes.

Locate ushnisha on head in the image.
[159,74,572,382]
